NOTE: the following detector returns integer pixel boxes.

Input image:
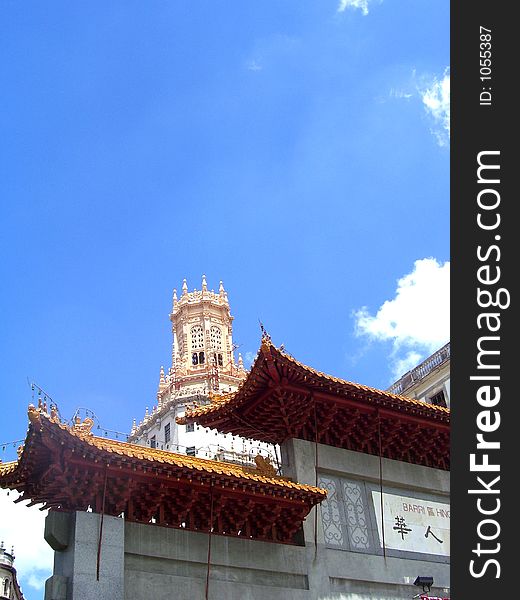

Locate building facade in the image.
[0,543,24,600]
[387,343,450,408]
[1,336,450,600]
[0,283,451,599]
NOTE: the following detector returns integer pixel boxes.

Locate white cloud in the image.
[386,68,450,147]
[421,68,450,146]
[0,490,53,593]
[392,350,423,378]
[337,0,376,16]
[353,258,450,380]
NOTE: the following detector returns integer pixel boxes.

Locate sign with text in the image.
[371,492,450,556]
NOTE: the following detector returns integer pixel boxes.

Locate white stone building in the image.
[0,543,23,600]
[386,342,450,408]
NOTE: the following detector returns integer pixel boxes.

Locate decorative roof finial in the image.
[238,353,244,370]
[202,274,207,292]
[172,288,178,304]
[159,365,165,384]
[219,280,225,297]
[259,320,271,342]
[182,278,188,295]
[131,418,137,434]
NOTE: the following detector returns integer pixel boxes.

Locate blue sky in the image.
[0,1,449,596]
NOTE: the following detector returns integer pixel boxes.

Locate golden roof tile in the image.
[6,407,325,496]
[0,461,18,477]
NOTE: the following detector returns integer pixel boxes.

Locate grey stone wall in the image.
[281,438,450,598]
[125,523,309,600]
[44,439,450,599]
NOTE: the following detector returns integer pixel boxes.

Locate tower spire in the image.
[129,277,248,443]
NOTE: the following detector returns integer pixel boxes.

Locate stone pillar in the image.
[280,438,330,599]
[280,438,325,545]
[44,511,124,600]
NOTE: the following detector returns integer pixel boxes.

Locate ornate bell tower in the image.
[162,275,246,401]
[128,276,271,464]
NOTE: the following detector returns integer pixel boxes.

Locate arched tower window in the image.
[191,325,204,350]
[191,325,205,366]
[210,326,222,350]
[210,326,223,367]
[3,578,10,597]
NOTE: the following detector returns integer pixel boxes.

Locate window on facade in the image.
[429,390,447,407]
[191,325,204,350]
[213,352,223,367]
[186,423,194,433]
[3,579,10,597]
[164,423,171,443]
[191,351,205,366]
[186,446,196,456]
[150,436,156,449]
[210,326,222,350]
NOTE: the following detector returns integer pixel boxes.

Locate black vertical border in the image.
[451,1,515,596]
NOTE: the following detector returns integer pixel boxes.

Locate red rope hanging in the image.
[377,411,386,560]
[96,466,108,581]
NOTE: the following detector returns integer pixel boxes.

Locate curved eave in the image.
[1,406,326,544]
[0,407,325,501]
[179,339,450,427]
[176,339,450,470]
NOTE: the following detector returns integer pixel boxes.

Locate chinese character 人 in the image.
[425,525,443,543]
